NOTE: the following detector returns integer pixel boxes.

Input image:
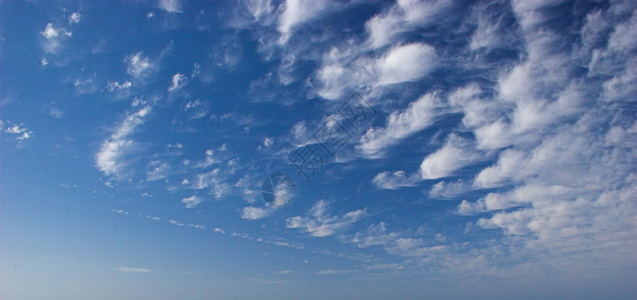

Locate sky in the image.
[1,0,636,299]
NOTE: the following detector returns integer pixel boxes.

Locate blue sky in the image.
[1,0,636,299]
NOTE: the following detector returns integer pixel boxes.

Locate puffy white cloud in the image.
[473,149,525,189]
[358,92,443,158]
[95,105,152,177]
[41,23,59,40]
[286,200,366,237]
[420,134,485,180]
[3,121,33,141]
[182,195,203,209]
[277,0,330,44]
[315,43,437,100]
[168,73,188,92]
[376,43,437,85]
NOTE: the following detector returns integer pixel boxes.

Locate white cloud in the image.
[106,81,132,92]
[473,149,525,188]
[159,0,183,13]
[181,195,202,209]
[168,219,184,226]
[41,23,59,40]
[428,180,471,199]
[184,99,202,110]
[358,92,443,158]
[372,170,421,190]
[365,0,452,48]
[126,52,153,78]
[3,121,33,141]
[168,73,188,92]
[351,222,400,248]
[146,160,169,181]
[315,43,437,100]
[241,206,274,220]
[386,238,447,257]
[40,22,71,53]
[95,105,152,177]
[69,12,81,25]
[277,0,330,44]
[350,222,447,258]
[286,200,366,237]
[115,267,152,273]
[376,43,437,85]
[420,134,485,180]
[263,137,274,147]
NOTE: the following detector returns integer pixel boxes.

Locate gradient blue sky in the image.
[1,0,636,299]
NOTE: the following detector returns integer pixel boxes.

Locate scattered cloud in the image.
[286,200,366,237]
[126,52,154,78]
[107,81,132,92]
[2,121,33,141]
[181,195,203,209]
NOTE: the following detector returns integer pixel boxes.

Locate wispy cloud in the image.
[126,52,154,78]
[167,73,188,92]
[241,206,274,220]
[286,200,366,237]
[277,0,331,44]
[95,103,152,178]
[358,92,444,159]
[372,170,421,190]
[314,269,357,275]
[115,267,153,273]
[159,0,183,14]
